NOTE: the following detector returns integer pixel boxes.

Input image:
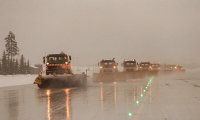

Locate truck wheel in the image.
[37,79,49,89]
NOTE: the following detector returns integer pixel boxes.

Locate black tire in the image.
[37,79,49,89]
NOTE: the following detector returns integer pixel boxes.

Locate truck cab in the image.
[98,58,118,73]
[138,61,152,71]
[122,59,137,72]
[165,64,176,71]
[43,52,72,75]
[151,63,160,71]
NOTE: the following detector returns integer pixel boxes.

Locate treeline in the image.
[0,31,30,75]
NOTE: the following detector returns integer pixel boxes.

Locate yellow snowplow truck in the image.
[138,61,158,77]
[174,65,185,72]
[121,59,144,79]
[122,59,137,72]
[34,52,87,88]
[93,58,125,82]
[151,63,160,71]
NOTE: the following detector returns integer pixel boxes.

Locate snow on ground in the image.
[0,74,38,88]
[0,66,93,88]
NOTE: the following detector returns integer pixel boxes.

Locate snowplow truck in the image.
[151,63,160,71]
[34,52,87,88]
[122,59,137,72]
[174,65,185,72]
[121,59,145,79]
[93,58,125,82]
[138,61,158,77]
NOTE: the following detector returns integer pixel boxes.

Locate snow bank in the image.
[0,66,94,88]
[0,74,38,88]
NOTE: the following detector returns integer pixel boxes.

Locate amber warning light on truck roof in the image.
[60,51,65,54]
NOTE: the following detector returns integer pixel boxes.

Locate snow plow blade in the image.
[93,71,159,82]
[93,72,126,82]
[125,71,146,79]
[146,71,159,77]
[124,71,158,79]
[34,73,87,89]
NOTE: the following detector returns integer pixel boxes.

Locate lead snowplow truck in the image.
[34,52,87,88]
[93,58,126,82]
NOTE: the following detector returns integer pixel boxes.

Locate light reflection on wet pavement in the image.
[0,77,154,120]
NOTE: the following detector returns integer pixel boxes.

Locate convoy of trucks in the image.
[33,52,185,88]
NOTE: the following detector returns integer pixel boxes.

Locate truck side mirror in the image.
[137,63,138,65]
[117,63,118,66]
[69,56,71,60]
[43,57,45,64]
[98,63,99,67]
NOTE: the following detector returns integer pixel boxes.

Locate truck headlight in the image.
[46,62,49,66]
[113,66,116,69]
[65,62,68,65]
[100,66,102,68]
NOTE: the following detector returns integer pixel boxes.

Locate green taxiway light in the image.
[136,101,139,104]
[141,94,143,97]
[146,87,147,89]
[129,113,132,116]
[143,90,146,92]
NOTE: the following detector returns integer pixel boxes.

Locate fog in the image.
[0,0,200,67]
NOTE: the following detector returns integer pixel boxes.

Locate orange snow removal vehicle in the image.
[34,52,87,88]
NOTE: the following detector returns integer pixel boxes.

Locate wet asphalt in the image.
[0,74,199,120]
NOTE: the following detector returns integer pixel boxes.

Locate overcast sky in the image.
[0,0,200,66]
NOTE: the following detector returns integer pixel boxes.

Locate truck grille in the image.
[103,69,112,72]
[126,69,134,72]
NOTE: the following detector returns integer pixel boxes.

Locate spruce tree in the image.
[4,31,19,74]
[13,59,16,75]
[15,59,19,74]
[27,60,30,74]
[2,50,8,74]
[0,61,2,75]
[19,54,25,74]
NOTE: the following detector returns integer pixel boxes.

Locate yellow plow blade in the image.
[93,72,126,82]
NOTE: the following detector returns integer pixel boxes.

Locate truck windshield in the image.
[140,63,150,67]
[48,56,67,64]
[100,62,115,68]
[124,62,136,67]
[152,64,160,68]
